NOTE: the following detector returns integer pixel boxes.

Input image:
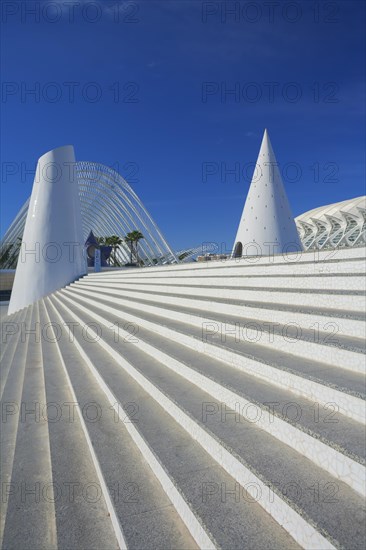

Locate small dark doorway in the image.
[233,241,243,258]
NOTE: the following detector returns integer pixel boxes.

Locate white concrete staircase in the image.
[1,247,365,549]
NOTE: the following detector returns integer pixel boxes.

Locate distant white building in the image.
[295,196,366,250]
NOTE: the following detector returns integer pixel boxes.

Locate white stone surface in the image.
[52,291,337,550]
[62,286,365,425]
[81,274,366,291]
[79,277,364,313]
[68,283,365,373]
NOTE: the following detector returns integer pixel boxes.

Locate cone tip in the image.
[262,128,271,147]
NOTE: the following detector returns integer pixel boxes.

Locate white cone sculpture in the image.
[8,145,86,314]
[232,129,302,257]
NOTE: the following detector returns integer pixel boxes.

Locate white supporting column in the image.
[8,145,86,314]
[232,129,303,257]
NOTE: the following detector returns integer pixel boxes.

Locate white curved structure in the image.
[1,161,178,273]
[77,162,178,265]
[295,196,366,250]
[8,146,86,314]
[232,129,302,257]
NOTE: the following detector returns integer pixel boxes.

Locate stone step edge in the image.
[3,302,58,549]
[63,288,366,424]
[52,292,335,550]
[77,278,366,299]
[85,267,366,280]
[43,299,128,550]
[38,300,126,549]
[0,312,20,364]
[74,281,365,314]
[71,284,365,373]
[0,306,34,549]
[82,277,366,294]
[0,307,29,401]
[86,269,366,282]
[47,296,216,550]
[56,291,366,497]
[72,282,365,337]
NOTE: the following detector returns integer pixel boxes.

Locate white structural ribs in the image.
[1,246,365,549]
[296,196,366,250]
[1,160,178,272]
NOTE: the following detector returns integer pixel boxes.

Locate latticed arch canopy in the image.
[1,162,178,268]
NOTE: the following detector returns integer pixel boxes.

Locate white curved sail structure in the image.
[232,129,302,257]
[8,146,86,314]
[1,161,178,273]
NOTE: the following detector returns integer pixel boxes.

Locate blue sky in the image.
[1,0,365,251]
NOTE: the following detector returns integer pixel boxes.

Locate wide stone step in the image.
[38,300,121,550]
[61,288,366,425]
[69,283,365,371]
[0,305,33,547]
[56,289,366,495]
[1,303,57,550]
[75,278,365,315]
[50,294,303,550]
[87,261,366,279]
[45,296,200,550]
[73,278,366,340]
[0,306,29,400]
[85,274,366,292]
[52,292,365,550]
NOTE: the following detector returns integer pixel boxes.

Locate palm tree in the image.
[124,234,134,264]
[124,231,144,265]
[105,235,123,266]
[131,230,144,265]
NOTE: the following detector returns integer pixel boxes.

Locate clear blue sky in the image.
[1,0,365,251]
